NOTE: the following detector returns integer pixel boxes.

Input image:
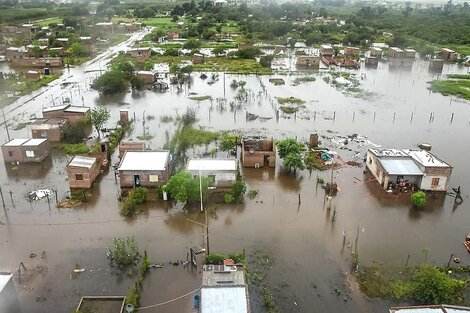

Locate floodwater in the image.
[1,40,470,313]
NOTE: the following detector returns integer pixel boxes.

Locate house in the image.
[136,71,156,84]
[439,48,458,62]
[25,70,41,82]
[388,47,404,59]
[365,56,379,67]
[296,56,320,68]
[344,46,360,56]
[29,117,70,142]
[1,138,49,163]
[166,31,180,40]
[274,45,287,55]
[118,151,171,188]
[76,296,126,313]
[388,47,414,68]
[390,305,470,313]
[370,47,383,58]
[187,158,238,188]
[238,43,253,50]
[429,58,444,72]
[366,148,452,192]
[42,104,90,123]
[193,53,204,64]
[241,136,276,168]
[128,47,151,60]
[201,262,250,313]
[320,44,334,57]
[118,141,145,158]
[0,274,19,313]
[67,155,101,189]
[404,48,416,59]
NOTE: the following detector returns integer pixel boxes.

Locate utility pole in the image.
[2,110,10,141]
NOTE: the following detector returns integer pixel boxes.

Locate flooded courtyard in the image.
[1,48,470,313]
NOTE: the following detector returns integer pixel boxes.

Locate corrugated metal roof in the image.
[188,159,237,172]
[69,156,97,168]
[118,151,169,171]
[379,158,423,175]
[201,287,248,313]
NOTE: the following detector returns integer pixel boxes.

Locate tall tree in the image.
[91,108,111,139]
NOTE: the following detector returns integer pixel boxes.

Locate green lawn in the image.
[446,45,470,56]
[34,17,62,26]
[429,77,470,100]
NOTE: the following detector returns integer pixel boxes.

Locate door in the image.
[264,155,270,166]
[134,175,141,188]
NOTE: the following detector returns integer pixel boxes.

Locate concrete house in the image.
[1,138,49,163]
[388,47,414,68]
[67,155,101,189]
[201,262,250,313]
[344,46,360,56]
[370,47,383,58]
[29,117,70,142]
[118,141,145,158]
[388,47,404,59]
[242,137,276,168]
[136,71,156,84]
[320,44,334,57]
[187,158,238,188]
[118,151,171,188]
[42,104,90,123]
[128,47,151,61]
[366,148,452,192]
[25,70,41,82]
[296,56,320,68]
[440,48,458,62]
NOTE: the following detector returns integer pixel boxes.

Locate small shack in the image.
[29,117,70,142]
[128,47,151,60]
[242,136,276,168]
[136,71,155,84]
[1,138,49,163]
[439,48,458,62]
[118,141,145,158]
[344,46,360,56]
[67,155,101,189]
[25,70,40,82]
[42,104,90,124]
[193,53,204,64]
[187,158,238,188]
[296,56,320,69]
[365,56,379,67]
[370,47,383,58]
[118,151,171,188]
[320,44,334,57]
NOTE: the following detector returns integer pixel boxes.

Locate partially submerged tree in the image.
[91,70,128,95]
[411,191,426,208]
[164,171,210,203]
[276,138,306,174]
[91,107,111,139]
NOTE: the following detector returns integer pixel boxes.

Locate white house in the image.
[187,158,237,188]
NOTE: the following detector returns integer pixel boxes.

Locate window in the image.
[431,178,440,187]
[8,151,13,157]
[25,150,35,157]
[149,175,159,182]
[75,174,83,181]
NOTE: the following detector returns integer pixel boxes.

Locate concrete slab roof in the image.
[118,151,170,171]
[201,287,248,313]
[188,159,237,172]
[3,139,29,147]
[64,106,90,113]
[404,150,451,168]
[0,274,12,292]
[22,138,47,146]
[69,155,97,168]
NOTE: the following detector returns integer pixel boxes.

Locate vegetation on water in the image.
[411,191,426,208]
[292,77,316,86]
[107,236,139,267]
[91,61,145,96]
[189,95,212,101]
[223,173,247,204]
[205,251,246,265]
[164,171,210,203]
[120,187,148,217]
[90,107,110,139]
[276,97,305,105]
[269,78,285,86]
[61,143,90,155]
[429,76,470,100]
[276,138,306,174]
[357,264,468,305]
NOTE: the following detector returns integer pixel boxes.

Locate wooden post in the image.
[447,253,454,267]
[373,112,376,123]
[2,110,10,141]
[333,111,336,121]
[405,254,410,267]
[9,191,14,207]
[0,187,6,216]
[352,111,355,123]
[55,190,58,205]
[393,112,396,123]
[410,112,414,123]
[450,113,454,123]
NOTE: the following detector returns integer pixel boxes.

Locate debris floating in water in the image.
[28,189,54,201]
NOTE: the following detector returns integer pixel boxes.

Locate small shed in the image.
[118,141,145,158]
[388,47,404,59]
[440,48,458,62]
[344,46,360,56]
[29,117,70,142]
[193,53,204,64]
[296,56,320,68]
[2,138,49,163]
[118,151,171,188]
[25,70,40,82]
[320,44,334,56]
[365,56,379,67]
[187,159,238,188]
[404,48,416,59]
[242,137,276,168]
[370,47,383,58]
[136,71,156,84]
[42,104,90,124]
[128,47,151,60]
[67,155,101,189]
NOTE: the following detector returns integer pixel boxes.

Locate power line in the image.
[135,287,200,311]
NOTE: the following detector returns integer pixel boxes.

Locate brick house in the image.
[187,158,238,188]
[370,47,383,58]
[67,155,101,189]
[118,141,145,158]
[42,104,90,124]
[320,44,334,57]
[29,117,70,142]
[128,47,152,61]
[25,70,41,82]
[118,151,171,188]
[296,56,320,68]
[344,46,360,56]
[136,71,156,84]
[241,137,276,168]
[1,138,49,163]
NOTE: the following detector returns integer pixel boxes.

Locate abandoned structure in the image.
[128,47,151,60]
[187,158,238,188]
[439,48,458,62]
[193,53,204,64]
[201,261,250,313]
[29,117,70,142]
[366,148,452,192]
[136,71,155,84]
[66,155,101,189]
[25,70,40,82]
[1,138,49,163]
[296,56,320,68]
[76,296,126,313]
[117,151,171,188]
[42,104,90,123]
[320,44,334,57]
[241,137,276,168]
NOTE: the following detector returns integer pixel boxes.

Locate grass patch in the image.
[34,17,62,26]
[9,73,60,95]
[189,95,211,101]
[268,78,285,85]
[279,106,299,114]
[136,134,154,141]
[292,76,316,86]
[447,74,470,80]
[428,78,470,100]
[276,97,305,104]
[60,143,90,155]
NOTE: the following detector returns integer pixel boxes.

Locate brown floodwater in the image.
[0,54,470,313]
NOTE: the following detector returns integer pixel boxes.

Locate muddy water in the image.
[0,57,470,312]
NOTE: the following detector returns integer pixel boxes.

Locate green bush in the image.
[224,193,234,203]
[205,253,226,265]
[91,70,128,95]
[61,143,90,155]
[232,177,247,203]
[63,118,91,144]
[120,188,148,217]
[107,236,139,267]
[411,191,426,208]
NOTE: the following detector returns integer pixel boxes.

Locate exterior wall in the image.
[137,73,155,84]
[31,127,63,142]
[43,111,88,124]
[429,59,444,71]
[344,47,360,56]
[193,54,204,64]
[320,46,334,56]
[129,49,151,60]
[118,142,145,158]
[366,151,385,186]
[389,57,413,68]
[242,140,276,168]
[188,170,236,188]
[388,48,404,59]
[67,162,101,189]
[2,146,23,163]
[9,57,62,67]
[370,48,382,57]
[296,56,320,68]
[440,50,458,62]
[420,167,452,191]
[1,142,49,163]
[119,169,170,188]
[25,71,41,81]
[365,57,379,66]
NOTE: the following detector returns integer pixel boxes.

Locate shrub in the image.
[247,189,258,199]
[63,118,91,144]
[411,191,426,208]
[107,235,139,266]
[91,70,128,95]
[61,143,90,155]
[205,253,226,265]
[120,188,148,217]
[224,193,234,203]
[232,177,247,203]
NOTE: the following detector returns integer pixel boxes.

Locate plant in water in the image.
[107,236,139,267]
[411,191,426,208]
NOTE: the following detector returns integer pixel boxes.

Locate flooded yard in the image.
[1,55,470,312]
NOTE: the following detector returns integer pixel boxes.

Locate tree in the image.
[91,107,111,138]
[69,42,85,57]
[115,61,135,80]
[220,133,238,151]
[164,171,210,203]
[212,46,226,56]
[411,191,426,208]
[276,138,305,159]
[183,39,201,50]
[260,55,274,67]
[283,153,305,173]
[236,47,262,59]
[91,70,128,95]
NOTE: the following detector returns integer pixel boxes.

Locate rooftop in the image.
[187,159,237,172]
[390,47,404,52]
[43,104,69,113]
[202,264,246,287]
[404,150,451,168]
[0,274,12,292]
[64,106,90,113]
[118,151,170,171]
[129,47,151,52]
[441,48,456,53]
[390,305,470,313]
[21,138,47,146]
[320,44,333,49]
[369,148,408,157]
[3,139,29,147]
[201,287,248,313]
[379,158,423,176]
[68,155,97,169]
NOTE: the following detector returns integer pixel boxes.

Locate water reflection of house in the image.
[296,56,320,69]
[1,138,49,163]
[390,305,470,313]
[0,274,20,313]
[187,158,238,188]
[241,137,276,168]
[29,117,70,142]
[429,58,444,72]
[365,56,379,67]
[366,148,452,192]
[67,155,101,189]
[201,261,249,313]
[42,104,90,124]
[117,151,171,188]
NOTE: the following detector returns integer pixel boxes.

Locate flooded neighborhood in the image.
[0,1,470,313]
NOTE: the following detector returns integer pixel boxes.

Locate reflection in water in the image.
[5,156,53,180]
